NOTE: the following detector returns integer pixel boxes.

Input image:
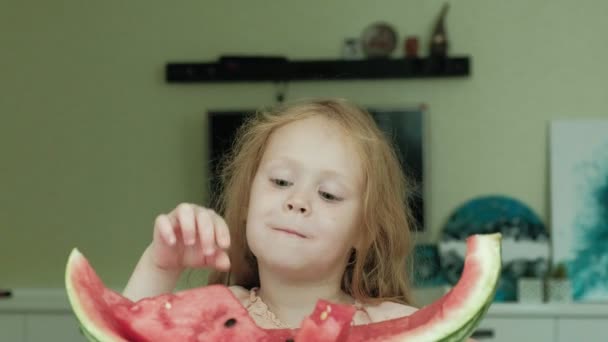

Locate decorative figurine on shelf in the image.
[360,22,398,58]
[341,38,363,60]
[404,36,420,58]
[429,2,450,58]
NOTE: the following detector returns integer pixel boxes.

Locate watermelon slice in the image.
[65,233,501,342]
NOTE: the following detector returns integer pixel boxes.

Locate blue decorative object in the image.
[412,244,447,287]
[438,195,549,302]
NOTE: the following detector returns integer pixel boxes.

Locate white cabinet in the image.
[0,314,26,341]
[557,318,607,342]
[25,314,84,342]
[0,289,85,342]
[479,303,608,342]
[416,288,608,341]
[475,317,555,341]
[0,313,84,342]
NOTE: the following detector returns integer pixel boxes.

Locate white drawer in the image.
[474,317,555,341]
[25,314,84,342]
[557,318,607,342]
[0,314,26,342]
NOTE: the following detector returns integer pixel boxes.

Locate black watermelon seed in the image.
[224,318,237,328]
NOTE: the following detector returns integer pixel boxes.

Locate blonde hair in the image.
[207,98,417,305]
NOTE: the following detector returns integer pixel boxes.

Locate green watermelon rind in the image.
[65,248,128,342]
[440,266,501,342]
[438,301,492,342]
[80,326,101,342]
[436,234,502,342]
[443,272,500,342]
[387,233,501,342]
[439,235,501,342]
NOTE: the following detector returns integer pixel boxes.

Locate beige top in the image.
[230,286,417,329]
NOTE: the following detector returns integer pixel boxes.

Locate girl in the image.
[123,98,420,328]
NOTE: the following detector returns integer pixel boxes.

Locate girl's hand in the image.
[150,203,231,272]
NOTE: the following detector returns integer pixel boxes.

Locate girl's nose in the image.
[285,195,311,215]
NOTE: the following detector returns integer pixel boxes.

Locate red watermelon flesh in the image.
[66,249,295,342]
[65,233,501,342]
[294,300,356,342]
[111,286,269,341]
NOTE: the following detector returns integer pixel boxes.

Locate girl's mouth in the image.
[272,227,307,238]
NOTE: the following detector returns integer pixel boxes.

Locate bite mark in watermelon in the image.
[294,300,355,342]
[65,233,501,342]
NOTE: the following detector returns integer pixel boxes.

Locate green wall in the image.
[2,0,607,289]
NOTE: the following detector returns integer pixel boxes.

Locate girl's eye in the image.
[319,191,342,202]
[271,178,292,187]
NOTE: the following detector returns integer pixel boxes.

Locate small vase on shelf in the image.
[546,263,572,303]
[429,3,450,59]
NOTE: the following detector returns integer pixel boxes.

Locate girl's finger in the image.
[196,208,215,256]
[176,203,196,246]
[154,214,176,246]
[210,250,231,271]
[212,212,231,249]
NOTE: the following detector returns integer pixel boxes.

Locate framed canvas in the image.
[550,119,608,301]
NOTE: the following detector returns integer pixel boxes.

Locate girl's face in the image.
[246,115,364,280]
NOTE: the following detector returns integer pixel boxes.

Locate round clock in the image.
[360,22,398,58]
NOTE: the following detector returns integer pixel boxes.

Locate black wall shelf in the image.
[165,56,470,83]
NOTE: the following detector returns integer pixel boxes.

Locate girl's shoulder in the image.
[228,285,250,303]
[362,300,418,322]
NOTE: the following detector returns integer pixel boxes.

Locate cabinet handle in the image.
[471,329,495,339]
